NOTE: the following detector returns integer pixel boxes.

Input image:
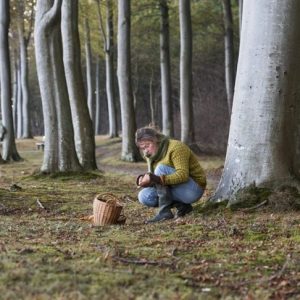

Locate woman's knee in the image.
[154,164,175,176]
[138,188,158,207]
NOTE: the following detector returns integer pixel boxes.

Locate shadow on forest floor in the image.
[0,136,300,300]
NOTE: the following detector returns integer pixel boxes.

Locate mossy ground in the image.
[0,137,300,299]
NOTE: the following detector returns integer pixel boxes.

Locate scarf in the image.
[145,137,169,173]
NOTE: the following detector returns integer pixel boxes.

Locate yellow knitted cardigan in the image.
[147,139,206,189]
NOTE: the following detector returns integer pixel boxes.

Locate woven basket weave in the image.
[93,193,123,226]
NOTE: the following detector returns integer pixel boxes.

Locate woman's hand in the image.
[136,173,162,187]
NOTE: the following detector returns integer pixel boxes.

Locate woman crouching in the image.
[135,126,206,223]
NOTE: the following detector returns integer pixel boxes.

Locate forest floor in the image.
[0,136,300,300]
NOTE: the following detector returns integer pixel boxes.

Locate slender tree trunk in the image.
[17,64,23,139]
[0,0,21,161]
[117,0,139,161]
[239,0,243,35]
[149,70,156,126]
[179,0,194,144]
[105,0,118,137]
[222,0,235,115]
[159,0,173,137]
[210,0,300,204]
[12,58,18,133]
[95,55,101,135]
[61,0,97,170]
[84,18,95,126]
[17,10,32,138]
[96,0,118,138]
[35,0,81,173]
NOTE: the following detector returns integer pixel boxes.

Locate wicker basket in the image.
[93,193,123,226]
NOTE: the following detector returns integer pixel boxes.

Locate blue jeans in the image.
[138,164,204,207]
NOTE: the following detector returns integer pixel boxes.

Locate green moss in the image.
[228,184,272,210]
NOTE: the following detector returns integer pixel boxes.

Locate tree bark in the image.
[159,0,173,137]
[210,0,300,204]
[179,0,194,144]
[105,0,118,137]
[0,0,21,161]
[117,0,139,161]
[239,0,243,35]
[17,1,32,138]
[34,0,81,173]
[12,57,18,134]
[97,0,118,138]
[95,55,101,135]
[222,0,235,115]
[17,64,23,139]
[61,0,97,170]
[84,18,95,126]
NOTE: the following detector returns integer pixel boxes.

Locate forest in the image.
[1,0,300,299]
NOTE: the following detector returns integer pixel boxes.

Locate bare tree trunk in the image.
[149,69,156,126]
[61,0,97,170]
[35,0,81,173]
[239,0,243,35]
[0,0,21,161]
[179,0,194,144]
[222,0,235,115]
[159,0,173,137]
[117,0,139,161]
[96,0,118,138]
[17,64,23,139]
[12,57,18,133]
[95,55,101,135]
[17,1,32,139]
[210,0,300,204]
[84,18,95,126]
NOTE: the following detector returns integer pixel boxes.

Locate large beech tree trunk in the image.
[61,0,97,170]
[34,0,81,173]
[159,0,173,137]
[210,0,300,204]
[179,0,194,144]
[0,0,21,161]
[117,0,139,161]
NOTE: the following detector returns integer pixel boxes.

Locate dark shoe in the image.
[174,203,193,218]
[145,210,174,223]
[145,185,174,223]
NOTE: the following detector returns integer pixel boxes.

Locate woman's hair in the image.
[135,126,164,145]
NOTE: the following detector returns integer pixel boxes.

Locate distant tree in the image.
[94,55,101,135]
[159,0,173,137]
[84,18,95,126]
[16,64,22,138]
[0,0,21,161]
[12,55,18,133]
[61,0,97,170]
[222,0,235,115]
[210,0,300,204]
[179,0,194,144]
[238,0,243,34]
[96,0,118,138]
[117,0,139,161]
[16,0,34,138]
[34,0,81,173]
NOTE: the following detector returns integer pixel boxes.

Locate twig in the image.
[241,199,268,212]
[36,199,47,210]
[112,255,174,268]
[269,255,290,280]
